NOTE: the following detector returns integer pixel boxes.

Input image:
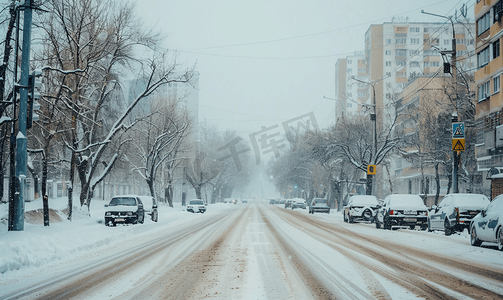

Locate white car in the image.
[186,199,206,213]
[104,195,145,226]
[428,193,489,235]
[470,194,503,250]
[375,194,428,230]
[137,195,159,222]
[343,195,379,223]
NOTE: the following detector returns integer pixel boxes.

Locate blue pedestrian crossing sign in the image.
[452,122,465,138]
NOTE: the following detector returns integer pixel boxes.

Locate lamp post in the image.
[422,10,458,193]
[350,76,378,195]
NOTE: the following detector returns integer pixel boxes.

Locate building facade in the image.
[475,0,503,196]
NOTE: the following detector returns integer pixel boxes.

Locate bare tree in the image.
[34,0,193,218]
[127,97,191,203]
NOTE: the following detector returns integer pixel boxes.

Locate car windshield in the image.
[350,196,378,205]
[450,195,489,206]
[190,200,204,205]
[388,195,424,207]
[109,197,136,206]
[313,199,327,204]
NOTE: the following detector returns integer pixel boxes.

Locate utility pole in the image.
[422,10,458,193]
[12,0,33,231]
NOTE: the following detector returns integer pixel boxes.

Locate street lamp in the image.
[422,10,459,193]
[350,76,378,195]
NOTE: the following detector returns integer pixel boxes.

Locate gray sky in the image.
[135,0,474,134]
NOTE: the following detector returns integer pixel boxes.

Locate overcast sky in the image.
[135,0,474,135]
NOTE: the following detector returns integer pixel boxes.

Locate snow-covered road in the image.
[1,199,503,299]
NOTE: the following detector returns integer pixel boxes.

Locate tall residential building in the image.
[474,0,503,196]
[364,19,475,131]
[334,51,366,121]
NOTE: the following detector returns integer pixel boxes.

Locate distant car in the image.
[291,198,307,209]
[104,195,145,226]
[375,194,428,230]
[470,194,503,250]
[343,195,379,223]
[309,198,330,214]
[242,199,248,203]
[278,199,285,205]
[284,199,293,209]
[223,198,231,204]
[428,193,490,235]
[269,199,277,205]
[137,195,159,222]
[187,199,206,213]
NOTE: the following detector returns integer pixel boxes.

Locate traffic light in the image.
[27,69,42,129]
[443,62,451,74]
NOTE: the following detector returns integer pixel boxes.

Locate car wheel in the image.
[384,217,391,230]
[427,219,433,232]
[409,225,415,230]
[444,219,452,236]
[343,212,348,222]
[327,210,330,214]
[421,225,427,231]
[470,225,482,247]
[349,216,353,223]
[497,227,503,251]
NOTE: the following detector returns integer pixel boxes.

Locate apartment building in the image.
[364,19,475,131]
[474,0,503,195]
[334,52,366,121]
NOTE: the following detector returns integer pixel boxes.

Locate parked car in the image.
[186,199,206,213]
[428,193,489,235]
[269,199,277,205]
[309,198,330,214]
[242,199,248,203]
[470,194,503,250]
[291,198,307,209]
[343,195,379,223]
[278,199,285,205]
[137,195,159,222]
[375,194,428,230]
[284,199,293,209]
[104,195,145,226]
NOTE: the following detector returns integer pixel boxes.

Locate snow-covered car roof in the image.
[349,195,378,206]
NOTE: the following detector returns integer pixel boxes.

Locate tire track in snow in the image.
[276,206,503,299]
[2,208,241,300]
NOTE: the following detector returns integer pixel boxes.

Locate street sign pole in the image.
[451,120,465,194]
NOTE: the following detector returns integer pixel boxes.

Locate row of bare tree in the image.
[268,72,481,210]
[0,0,252,222]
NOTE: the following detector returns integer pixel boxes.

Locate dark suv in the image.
[105,195,145,226]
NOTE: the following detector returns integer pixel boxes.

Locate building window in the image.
[347,68,352,73]
[409,49,419,56]
[395,38,406,44]
[386,61,391,66]
[410,61,420,68]
[478,47,490,68]
[410,38,419,44]
[409,27,420,32]
[477,12,491,36]
[494,76,500,94]
[395,49,407,56]
[348,60,352,64]
[493,39,500,59]
[386,39,392,44]
[385,50,391,55]
[479,81,490,102]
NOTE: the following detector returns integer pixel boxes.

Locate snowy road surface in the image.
[1,200,503,299]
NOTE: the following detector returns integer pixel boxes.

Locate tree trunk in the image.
[434,163,440,205]
[195,185,202,200]
[42,153,49,226]
[166,184,173,207]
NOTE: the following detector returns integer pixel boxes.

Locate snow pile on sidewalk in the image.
[0,197,196,277]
